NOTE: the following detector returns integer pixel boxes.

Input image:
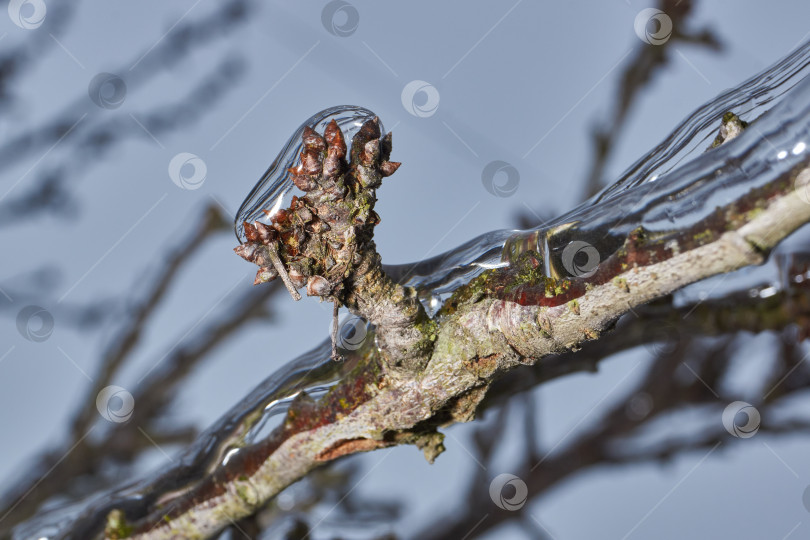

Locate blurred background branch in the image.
[3,1,810,539]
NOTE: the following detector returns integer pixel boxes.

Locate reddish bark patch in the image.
[285,359,381,433]
[315,438,388,461]
[464,172,795,310]
[132,357,383,533]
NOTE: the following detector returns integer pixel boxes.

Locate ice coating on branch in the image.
[386,39,810,299]
[233,112,411,362]
[17,40,810,540]
[234,106,385,244]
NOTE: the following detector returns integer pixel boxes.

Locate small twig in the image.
[331,302,342,361]
[266,243,301,301]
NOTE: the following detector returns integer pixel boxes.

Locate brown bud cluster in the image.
[235,117,401,304]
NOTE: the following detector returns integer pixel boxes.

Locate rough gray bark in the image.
[105,123,810,538]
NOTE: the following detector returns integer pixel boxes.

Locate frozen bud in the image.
[360,139,380,166]
[380,161,401,177]
[324,119,347,158]
[302,126,326,152]
[243,221,260,243]
[234,243,261,263]
[301,148,323,175]
[356,117,381,142]
[288,268,307,289]
[291,171,318,192]
[306,275,332,296]
[380,132,393,160]
[351,118,381,158]
[254,222,277,244]
[269,208,290,227]
[235,244,274,267]
[254,266,278,285]
[324,146,344,179]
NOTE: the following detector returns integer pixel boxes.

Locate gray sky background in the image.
[2,1,810,538]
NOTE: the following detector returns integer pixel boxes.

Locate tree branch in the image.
[87,132,810,538]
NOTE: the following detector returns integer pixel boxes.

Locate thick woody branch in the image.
[482,268,810,410]
[103,150,810,539]
[486,184,806,360]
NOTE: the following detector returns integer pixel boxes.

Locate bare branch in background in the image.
[0,203,281,533]
[0,0,251,226]
[6,2,810,539]
[581,0,721,200]
[0,2,80,110]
